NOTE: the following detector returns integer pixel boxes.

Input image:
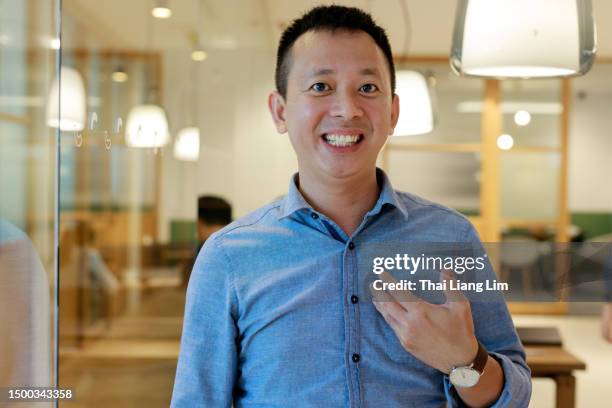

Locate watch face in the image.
[449,367,480,388]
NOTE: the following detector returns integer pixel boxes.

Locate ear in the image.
[389,93,400,136]
[268,91,288,134]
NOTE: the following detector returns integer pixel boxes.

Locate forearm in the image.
[456,356,504,408]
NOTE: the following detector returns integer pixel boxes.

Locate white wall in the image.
[568,90,612,212]
[159,49,297,241]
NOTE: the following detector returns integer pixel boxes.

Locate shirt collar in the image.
[277,173,312,219]
[278,168,408,220]
[370,168,409,219]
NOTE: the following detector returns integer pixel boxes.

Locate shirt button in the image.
[351,295,359,304]
[311,213,319,220]
[352,353,360,363]
[348,242,355,250]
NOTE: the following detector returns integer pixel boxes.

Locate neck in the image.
[297,168,380,237]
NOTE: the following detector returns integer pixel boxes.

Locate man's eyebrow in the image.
[310,68,335,77]
[359,68,381,76]
[308,68,382,77]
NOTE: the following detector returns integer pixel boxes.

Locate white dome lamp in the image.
[173,126,200,161]
[46,66,86,131]
[450,0,597,78]
[125,104,169,148]
[393,70,435,136]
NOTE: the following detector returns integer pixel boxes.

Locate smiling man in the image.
[171,5,531,408]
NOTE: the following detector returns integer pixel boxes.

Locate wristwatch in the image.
[448,341,488,388]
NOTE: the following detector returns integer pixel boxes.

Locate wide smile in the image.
[321,133,364,148]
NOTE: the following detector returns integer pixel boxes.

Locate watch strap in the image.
[472,341,488,374]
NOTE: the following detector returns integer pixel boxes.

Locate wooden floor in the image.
[58,287,185,407]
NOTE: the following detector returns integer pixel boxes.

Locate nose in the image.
[330,89,364,120]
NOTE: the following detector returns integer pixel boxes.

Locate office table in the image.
[525,346,586,408]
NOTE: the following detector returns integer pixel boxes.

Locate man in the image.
[183,195,232,286]
[196,195,232,245]
[172,5,531,407]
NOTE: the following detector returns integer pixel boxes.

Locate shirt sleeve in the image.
[443,225,532,408]
[171,237,239,408]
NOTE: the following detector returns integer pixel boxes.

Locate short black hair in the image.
[275,5,396,99]
[198,195,232,226]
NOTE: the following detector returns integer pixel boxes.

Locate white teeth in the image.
[324,134,361,147]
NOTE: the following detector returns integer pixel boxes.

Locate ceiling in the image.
[63,0,612,57]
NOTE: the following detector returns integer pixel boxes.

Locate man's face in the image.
[269,30,399,181]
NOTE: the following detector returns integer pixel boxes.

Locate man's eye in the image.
[310,83,330,92]
[360,84,379,93]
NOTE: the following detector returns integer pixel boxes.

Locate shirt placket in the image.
[343,238,362,408]
[306,210,364,407]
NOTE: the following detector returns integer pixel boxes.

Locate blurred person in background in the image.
[196,196,233,246]
[182,195,232,286]
[59,221,120,346]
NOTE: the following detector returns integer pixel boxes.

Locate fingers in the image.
[370,281,395,302]
[376,271,425,308]
[373,298,404,329]
[370,284,404,335]
[440,269,469,305]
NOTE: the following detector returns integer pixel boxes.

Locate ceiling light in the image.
[174,127,200,161]
[49,37,60,50]
[46,67,86,131]
[457,101,562,115]
[393,71,435,136]
[152,0,172,18]
[209,36,238,50]
[450,0,597,78]
[125,104,169,148]
[514,110,531,126]
[111,66,128,83]
[497,134,514,150]
[191,49,207,62]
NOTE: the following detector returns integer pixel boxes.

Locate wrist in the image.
[448,341,488,388]
[448,335,479,373]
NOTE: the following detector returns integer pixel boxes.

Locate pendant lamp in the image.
[173,127,200,161]
[46,67,86,131]
[152,0,172,19]
[450,0,597,78]
[393,71,435,136]
[125,104,169,148]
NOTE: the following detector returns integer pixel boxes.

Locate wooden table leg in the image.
[555,374,576,408]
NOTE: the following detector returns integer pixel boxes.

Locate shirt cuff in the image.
[443,351,531,408]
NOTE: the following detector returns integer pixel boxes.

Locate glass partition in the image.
[390,62,484,145]
[0,0,58,397]
[500,79,561,148]
[385,62,484,217]
[53,0,293,405]
[499,79,563,224]
[2,1,608,406]
[387,150,481,215]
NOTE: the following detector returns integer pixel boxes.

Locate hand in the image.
[602,303,612,343]
[371,270,478,374]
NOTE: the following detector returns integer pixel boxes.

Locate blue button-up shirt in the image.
[171,170,531,407]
